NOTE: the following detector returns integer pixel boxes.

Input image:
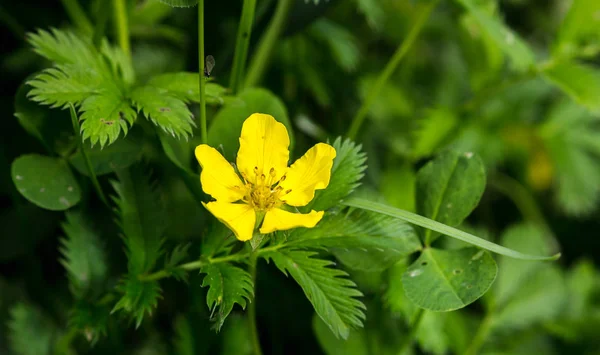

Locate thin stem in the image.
[346,1,438,140]
[198,0,208,144]
[397,308,425,355]
[112,0,131,58]
[248,253,263,355]
[465,313,495,355]
[60,0,93,34]
[69,105,109,207]
[244,0,293,88]
[230,0,257,94]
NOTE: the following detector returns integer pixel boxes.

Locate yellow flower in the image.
[195,113,336,241]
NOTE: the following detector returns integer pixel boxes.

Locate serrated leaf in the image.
[148,72,230,105]
[69,300,110,345]
[112,277,162,328]
[402,247,497,311]
[27,28,97,66]
[11,154,81,211]
[262,249,365,339]
[8,303,57,355]
[453,0,535,71]
[78,91,137,147]
[288,209,421,271]
[200,263,254,331]
[112,167,166,274]
[542,61,600,113]
[60,210,107,298]
[164,243,191,282]
[131,86,194,139]
[208,88,293,161]
[416,150,486,244]
[69,134,142,176]
[100,39,135,85]
[158,0,198,7]
[308,138,367,212]
[27,65,102,108]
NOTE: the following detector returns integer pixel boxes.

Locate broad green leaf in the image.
[200,263,254,331]
[172,315,195,355]
[221,315,252,355]
[148,72,230,104]
[313,314,369,355]
[343,198,561,261]
[112,277,162,328]
[69,135,141,176]
[554,0,600,57]
[8,303,57,355]
[60,210,107,298]
[453,0,535,71]
[402,247,497,311]
[542,61,600,113]
[158,0,198,7]
[416,150,486,244]
[131,86,194,139]
[11,154,81,211]
[412,109,458,159]
[308,138,367,212]
[111,167,166,274]
[288,209,421,271]
[79,91,137,147]
[208,88,293,161]
[263,249,365,339]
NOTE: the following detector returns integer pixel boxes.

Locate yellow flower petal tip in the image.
[197,113,335,241]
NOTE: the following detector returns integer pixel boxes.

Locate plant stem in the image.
[230,0,257,94]
[112,0,130,58]
[198,0,208,144]
[244,0,293,88]
[69,105,109,207]
[465,313,495,355]
[61,0,93,34]
[346,1,437,140]
[248,253,263,355]
[397,308,425,355]
[0,5,26,40]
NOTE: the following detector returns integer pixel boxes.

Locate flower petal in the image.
[259,208,324,234]
[237,113,290,184]
[196,144,246,202]
[279,143,336,206]
[203,202,256,241]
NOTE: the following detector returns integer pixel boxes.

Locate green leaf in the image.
[308,138,367,212]
[100,39,135,85]
[157,129,192,171]
[70,300,110,345]
[131,86,194,139]
[111,167,166,274]
[158,0,198,7]
[112,277,162,328]
[288,209,421,271]
[27,65,102,108]
[412,108,458,159]
[69,134,142,176]
[402,247,497,311]
[416,150,486,244]
[27,28,97,66]
[148,72,230,105]
[553,0,600,57]
[221,314,253,355]
[208,88,293,161]
[11,154,81,211]
[60,210,107,298]
[453,0,535,71]
[354,0,384,31]
[309,19,360,72]
[164,243,191,282]
[313,314,369,355]
[172,315,195,355]
[542,61,600,113]
[343,198,561,261]
[380,164,416,212]
[8,303,57,355]
[200,263,254,331]
[263,249,365,339]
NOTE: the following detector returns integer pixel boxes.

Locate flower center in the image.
[241,167,291,211]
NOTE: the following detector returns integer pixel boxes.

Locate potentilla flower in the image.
[195,113,336,241]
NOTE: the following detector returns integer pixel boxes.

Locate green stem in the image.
[397,308,425,355]
[248,253,263,355]
[346,1,438,140]
[198,0,208,144]
[112,0,131,58]
[60,0,93,34]
[69,105,109,207]
[230,0,257,94]
[465,313,495,355]
[244,0,293,88]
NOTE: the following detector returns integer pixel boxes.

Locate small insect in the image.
[204,55,215,78]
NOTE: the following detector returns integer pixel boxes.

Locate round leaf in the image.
[11,154,81,211]
[402,247,497,311]
[208,88,293,161]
